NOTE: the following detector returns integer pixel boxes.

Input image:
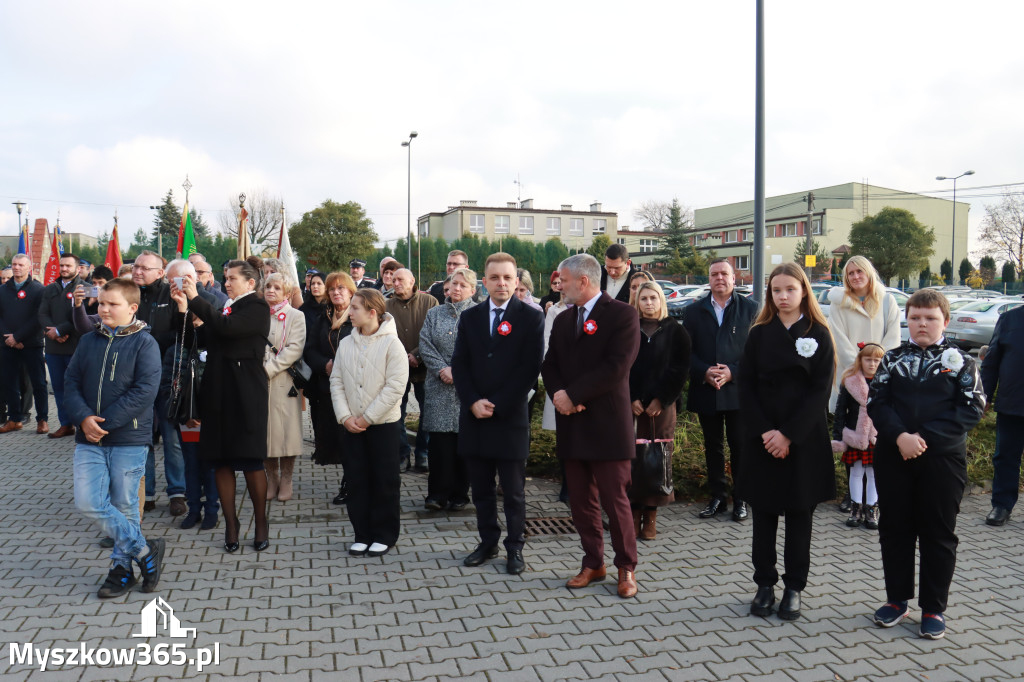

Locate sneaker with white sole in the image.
[873,601,910,627]
[920,612,946,639]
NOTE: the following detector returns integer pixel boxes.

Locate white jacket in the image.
[827,286,901,379]
[329,313,409,426]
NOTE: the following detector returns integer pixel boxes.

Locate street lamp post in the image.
[12,201,26,237]
[401,131,418,273]
[148,205,162,259]
[936,170,974,284]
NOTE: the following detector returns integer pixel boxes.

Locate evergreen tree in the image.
[940,258,953,285]
[659,198,694,260]
[151,189,182,260]
[958,257,974,286]
[1002,261,1016,285]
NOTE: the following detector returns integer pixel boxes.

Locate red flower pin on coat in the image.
[497,320,512,336]
[583,319,598,335]
[277,312,287,321]
[66,292,74,300]
[222,306,232,316]
[17,290,26,299]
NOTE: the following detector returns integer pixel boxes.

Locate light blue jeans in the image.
[146,403,185,500]
[74,443,149,568]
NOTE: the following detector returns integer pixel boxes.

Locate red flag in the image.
[104,224,123,274]
[43,233,61,285]
[176,200,188,256]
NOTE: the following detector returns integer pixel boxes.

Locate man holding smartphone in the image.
[38,253,85,438]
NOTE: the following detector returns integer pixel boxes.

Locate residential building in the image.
[691,182,968,283]
[614,229,663,268]
[418,199,617,250]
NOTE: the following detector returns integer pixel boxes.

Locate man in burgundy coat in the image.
[542,253,641,598]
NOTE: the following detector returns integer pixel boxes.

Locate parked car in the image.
[817,286,913,341]
[945,299,1024,350]
[667,286,710,319]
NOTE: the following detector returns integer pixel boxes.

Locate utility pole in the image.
[751,0,766,303]
[804,191,814,279]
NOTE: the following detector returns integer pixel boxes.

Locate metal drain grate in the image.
[525,517,576,536]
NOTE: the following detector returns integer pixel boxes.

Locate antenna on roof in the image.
[514,174,524,205]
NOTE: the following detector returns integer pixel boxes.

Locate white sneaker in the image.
[348,542,368,556]
[367,543,390,557]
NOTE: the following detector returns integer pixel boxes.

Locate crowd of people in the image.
[1,241,1020,642]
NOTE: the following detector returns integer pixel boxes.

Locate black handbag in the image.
[265,338,312,390]
[635,418,673,497]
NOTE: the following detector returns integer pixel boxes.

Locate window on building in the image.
[812,219,822,235]
[616,238,626,246]
[765,225,774,239]
[419,220,428,237]
[744,229,754,241]
[593,218,607,234]
[519,216,534,235]
[494,215,510,234]
[469,214,485,233]
[736,255,750,270]
[570,218,584,236]
[725,230,738,243]
[640,239,658,253]
[782,223,797,237]
[546,217,561,235]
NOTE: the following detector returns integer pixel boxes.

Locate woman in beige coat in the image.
[263,273,307,501]
[330,289,409,557]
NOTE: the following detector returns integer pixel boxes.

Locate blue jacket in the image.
[64,318,162,446]
[982,305,1024,417]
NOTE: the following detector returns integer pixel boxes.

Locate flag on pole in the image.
[55,223,65,256]
[277,207,300,290]
[43,233,61,285]
[17,220,29,255]
[237,205,251,260]
[180,209,197,257]
[104,223,123,274]
[176,200,189,257]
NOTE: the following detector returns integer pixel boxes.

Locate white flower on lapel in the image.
[941,348,964,372]
[795,337,818,358]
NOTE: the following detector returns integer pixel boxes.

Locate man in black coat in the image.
[451,252,544,575]
[599,243,636,304]
[982,304,1024,526]
[428,249,469,304]
[682,259,758,521]
[38,252,84,438]
[0,254,49,434]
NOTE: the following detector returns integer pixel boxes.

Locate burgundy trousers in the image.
[564,458,637,572]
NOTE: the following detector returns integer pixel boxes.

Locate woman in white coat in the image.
[330,288,409,557]
[827,255,900,511]
[263,273,307,502]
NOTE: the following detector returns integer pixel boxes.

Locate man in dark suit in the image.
[542,253,641,598]
[38,252,84,438]
[599,243,637,304]
[682,258,758,521]
[981,304,1024,526]
[0,254,49,434]
[349,259,377,289]
[451,252,544,575]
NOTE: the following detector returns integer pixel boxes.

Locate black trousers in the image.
[343,423,402,546]
[0,346,48,423]
[467,457,526,552]
[874,445,966,613]
[698,410,743,500]
[751,506,815,591]
[427,432,469,505]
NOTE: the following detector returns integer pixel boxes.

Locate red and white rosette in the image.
[497,320,512,336]
[222,306,232,316]
[277,312,287,322]
[583,319,598,335]
[17,290,26,300]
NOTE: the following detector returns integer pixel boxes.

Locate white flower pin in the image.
[795,337,818,358]
[940,348,964,372]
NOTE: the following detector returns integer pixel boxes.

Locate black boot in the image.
[778,588,801,620]
[332,479,348,505]
[750,585,775,617]
[838,491,852,514]
[846,502,863,528]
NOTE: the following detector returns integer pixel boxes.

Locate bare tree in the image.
[632,200,671,232]
[219,188,286,251]
[978,190,1024,278]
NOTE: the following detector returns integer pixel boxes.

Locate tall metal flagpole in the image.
[752,0,766,304]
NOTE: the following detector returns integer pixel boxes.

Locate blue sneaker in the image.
[873,601,910,627]
[135,539,166,593]
[920,612,946,639]
[97,564,136,599]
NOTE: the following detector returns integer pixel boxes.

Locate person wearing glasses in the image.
[188,253,228,307]
[428,250,469,304]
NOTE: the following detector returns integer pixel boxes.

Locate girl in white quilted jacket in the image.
[330,288,409,557]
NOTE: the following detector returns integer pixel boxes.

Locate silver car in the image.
[945,299,1024,350]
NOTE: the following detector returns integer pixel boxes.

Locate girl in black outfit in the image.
[737,262,836,621]
[302,272,356,504]
[628,282,690,540]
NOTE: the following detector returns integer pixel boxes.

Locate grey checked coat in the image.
[418,298,475,433]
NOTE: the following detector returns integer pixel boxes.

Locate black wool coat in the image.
[451,296,544,461]
[38,276,83,355]
[982,305,1024,417]
[0,278,45,347]
[736,316,836,513]
[629,317,691,408]
[682,292,758,414]
[188,293,271,463]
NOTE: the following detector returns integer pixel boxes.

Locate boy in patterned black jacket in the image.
[867,289,985,639]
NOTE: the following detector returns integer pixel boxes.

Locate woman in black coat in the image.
[737,262,836,622]
[628,282,690,540]
[302,272,356,504]
[180,260,271,553]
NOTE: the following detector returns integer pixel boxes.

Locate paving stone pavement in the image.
[2,395,1023,681]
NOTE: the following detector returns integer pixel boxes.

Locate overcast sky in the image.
[2,1,1021,260]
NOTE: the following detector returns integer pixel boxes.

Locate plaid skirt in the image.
[842,443,874,466]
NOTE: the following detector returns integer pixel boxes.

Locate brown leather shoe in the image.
[566,565,607,589]
[36,421,48,434]
[48,424,75,439]
[0,421,23,434]
[617,568,638,598]
[640,509,657,540]
[169,498,188,516]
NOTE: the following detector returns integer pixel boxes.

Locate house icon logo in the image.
[132,597,197,639]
